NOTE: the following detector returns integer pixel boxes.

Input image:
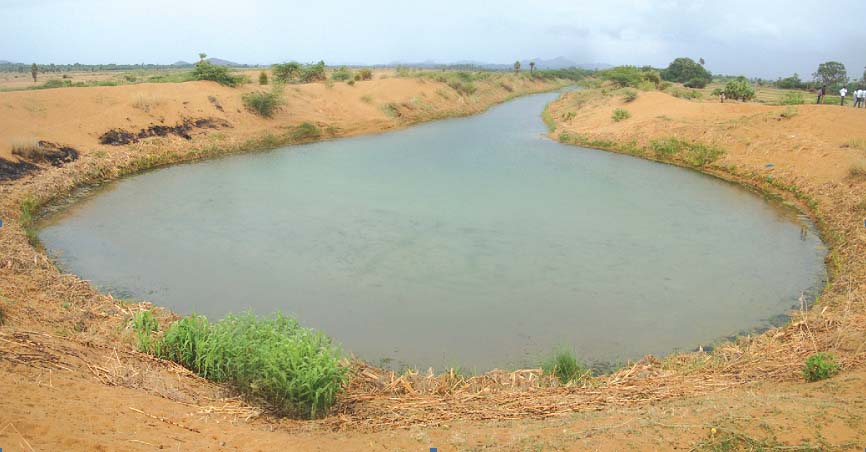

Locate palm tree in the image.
[199,52,207,63]
[514,60,521,74]
[529,61,536,74]
[31,63,37,82]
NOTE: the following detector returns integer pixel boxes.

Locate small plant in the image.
[542,349,590,384]
[130,309,160,353]
[192,61,244,87]
[723,77,755,102]
[558,132,571,142]
[611,108,631,122]
[242,89,282,118]
[347,79,355,86]
[621,89,638,103]
[849,161,866,178]
[684,141,724,166]
[803,352,839,382]
[19,195,39,245]
[778,106,798,120]
[781,91,804,105]
[380,103,400,118]
[542,106,556,132]
[272,62,302,83]
[258,71,268,85]
[360,95,373,104]
[684,77,708,88]
[292,122,321,141]
[356,68,373,81]
[331,66,353,81]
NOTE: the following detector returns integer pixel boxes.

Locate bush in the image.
[781,92,805,105]
[803,352,839,382]
[600,66,644,88]
[612,108,631,122]
[670,88,703,100]
[192,61,244,87]
[258,71,268,85]
[723,77,755,102]
[292,122,321,140]
[156,313,348,418]
[331,66,353,81]
[299,61,326,83]
[684,77,708,88]
[273,62,302,83]
[542,349,590,384]
[621,89,638,103]
[242,90,282,117]
[356,68,373,81]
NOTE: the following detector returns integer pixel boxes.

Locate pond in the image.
[39,91,826,372]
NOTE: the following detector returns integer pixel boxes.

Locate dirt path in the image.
[2,80,866,451]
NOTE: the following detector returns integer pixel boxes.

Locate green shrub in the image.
[242,90,282,118]
[803,352,839,382]
[723,77,755,102]
[683,142,724,166]
[258,71,268,85]
[292,122,322,140]
[781,91,805,105]
[356,68,373,81]
[542,349,590,384]
[600,66,644,88]
[347,79,355,86]
[684,77,708,88]
[130,310,160,353]
[558,132,570,142]
[157,313,348,418]
[621,89,638,103]
[273,62,302,83]
[192,61,244,87]
[19,195,39,245]
[612,108,631,122]
[649,137,724,166]
[331,66,353,81]
[299,61,326,83]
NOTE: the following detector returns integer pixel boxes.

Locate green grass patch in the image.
[803,352,839,382]
[611,108,631,122]
[541,349,590,384]
[242,89,283,118]
[130,310,159,353]
[621,89,638,103]
[19,195,39,246]
[136,312,347,418]
[380,103,400,118]
[291,122,322,141]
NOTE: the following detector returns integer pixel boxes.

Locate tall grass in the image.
[19,195,39,246]
[242,89,283,118]
[133,312,348,418]
[611,108,631,122]
[649,137,724,166]
[130,310,159,353]
[541,349,590,384]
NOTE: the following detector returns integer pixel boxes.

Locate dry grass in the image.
[10,139,44,160]
[131,93,161,113]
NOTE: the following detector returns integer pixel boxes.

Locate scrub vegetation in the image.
[131,311,348,418]
[242,88,283,118]
[803,352,839,382]
[541,349,591,384]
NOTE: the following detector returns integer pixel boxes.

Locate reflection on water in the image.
[39,92,827,372]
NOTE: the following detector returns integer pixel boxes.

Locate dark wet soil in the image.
[99,117,232,146]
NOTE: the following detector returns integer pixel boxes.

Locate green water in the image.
[39,92,826,372]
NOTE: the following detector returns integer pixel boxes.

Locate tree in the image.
[31,63,37,82]
[199,52,207,63]
[514,60,521,74]
[777,73,804,90]
[529,61,535,74]
[812,61,847,90]
[723,77,755,102]
[661,57,712,85]
[258,71,268,85]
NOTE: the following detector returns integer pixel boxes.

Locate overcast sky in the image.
[2,0,865,79]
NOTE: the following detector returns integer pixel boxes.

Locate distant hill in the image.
[171,60,192,67]
[385,57,611,71]
[0,60,16,65]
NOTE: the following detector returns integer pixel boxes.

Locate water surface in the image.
[39,92,826,371]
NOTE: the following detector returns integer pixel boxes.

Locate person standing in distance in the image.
[840,86,848,106]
